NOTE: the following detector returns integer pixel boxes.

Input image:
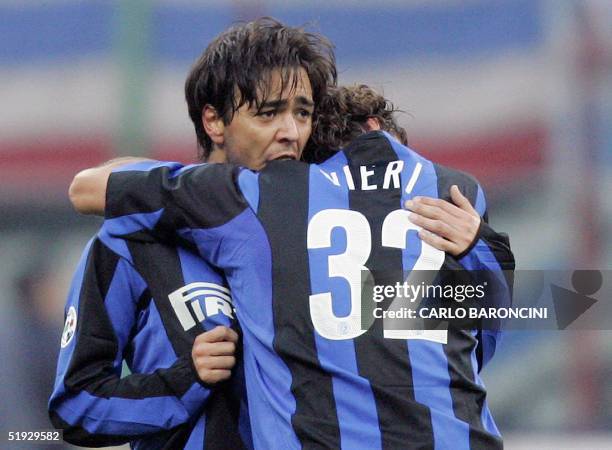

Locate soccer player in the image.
[49,18,336,449]
[307,85,497,262]
[68,84,514,449]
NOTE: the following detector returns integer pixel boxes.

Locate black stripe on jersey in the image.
[136,287,153,311]
[119,228,200,256]
[478,223,514,270]
[112,355,200,399]
[147,424,194,450]
[107,164,248,229]
[51,389,194,450]
[49,410,145,447]
[121,287,154,359]
[204,334,248,450]
[203,384,247,450]
[433,164,481,260]
[433,163,514,268]
[107,168,168,216]
[433,164,503,450]
[443,330,503,450]
[127,240,204,355]
[477,223,515,309]
[432,163,479,207]
[64,238,121,394]
[257,160,341,449]
[345,132,435,450]
[64,239,199,399]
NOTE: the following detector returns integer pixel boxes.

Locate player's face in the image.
[220,67,314,170]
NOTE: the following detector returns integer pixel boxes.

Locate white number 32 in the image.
[307,209,447,343]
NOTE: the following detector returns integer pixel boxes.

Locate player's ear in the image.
[202,105,225,145]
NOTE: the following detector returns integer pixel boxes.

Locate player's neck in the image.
[207,147,227,164]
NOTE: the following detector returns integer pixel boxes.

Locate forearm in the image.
[460,221,514,369]
[69,157,151,215]
[459,221,514,271]
[50,236,210,444]
[49,354,210,446]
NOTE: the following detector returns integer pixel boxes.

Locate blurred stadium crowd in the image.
[0,1,610,448]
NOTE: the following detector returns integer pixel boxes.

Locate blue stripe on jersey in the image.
[53,390,192,435]
[181,383,214,419]
[479,331,498,370]
[309,154,382,450]
[112,160,185,174]
[408,343,470,450]
[168,163,205,178]
[470,348,502,438]
[462,183,509,362]
[130,299,178,371]
[388,137,472,449]
[104,258,147,366]
[237,170,260,214]
[185,414,206,450]
[104,210,164,237]
[50,238,95,398]
[191,209,298,450]
[388,135,440,273]
[98,227,133,263]
[455,185,504,438]
[236,361,254,450]
[177,246,233,329]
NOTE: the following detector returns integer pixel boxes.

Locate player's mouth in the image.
[271,153,297,161]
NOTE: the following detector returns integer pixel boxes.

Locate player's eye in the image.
[297,109,313,119]
[257,110,276,119]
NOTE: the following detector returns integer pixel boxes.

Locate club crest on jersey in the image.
[168,282,234,331]
[61,306,77,348]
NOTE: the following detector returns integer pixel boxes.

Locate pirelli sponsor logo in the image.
[168,282,233,331]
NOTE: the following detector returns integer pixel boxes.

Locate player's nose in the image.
[276,113,299,143]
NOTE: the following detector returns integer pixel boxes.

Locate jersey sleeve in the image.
[103,161,260,268]
[455,182,514,272]
[456,182,515,277]
[48,235,210,447]
[456,183,515,370]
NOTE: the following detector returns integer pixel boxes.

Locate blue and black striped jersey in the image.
[104,131,514,450]
[49,225,252,450]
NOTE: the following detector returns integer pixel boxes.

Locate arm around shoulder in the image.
[69,157,151,215]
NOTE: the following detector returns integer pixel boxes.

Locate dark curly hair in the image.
[185,17,337,160]
[304,84,408,163]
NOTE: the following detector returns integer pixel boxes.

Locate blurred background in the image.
[0,0,610,448]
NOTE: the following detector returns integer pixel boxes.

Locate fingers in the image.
[405,198,466,235]
[449,185,478,215]
[193,355,236,370]
[409,211,470,255]
[406,185,479,220]
[191,326,239,385]
[199,325,239,343]
[417,228,459,255]
[405,192,480,233]
[194,340,236,357]
[408,210,454,239]
[194,368,233,384]
[404,190,481,256]
[193,328,237,358]
[192,351,237,384]
[406,195,464,220]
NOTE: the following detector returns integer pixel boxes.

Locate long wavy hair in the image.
[304,84,408,163]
